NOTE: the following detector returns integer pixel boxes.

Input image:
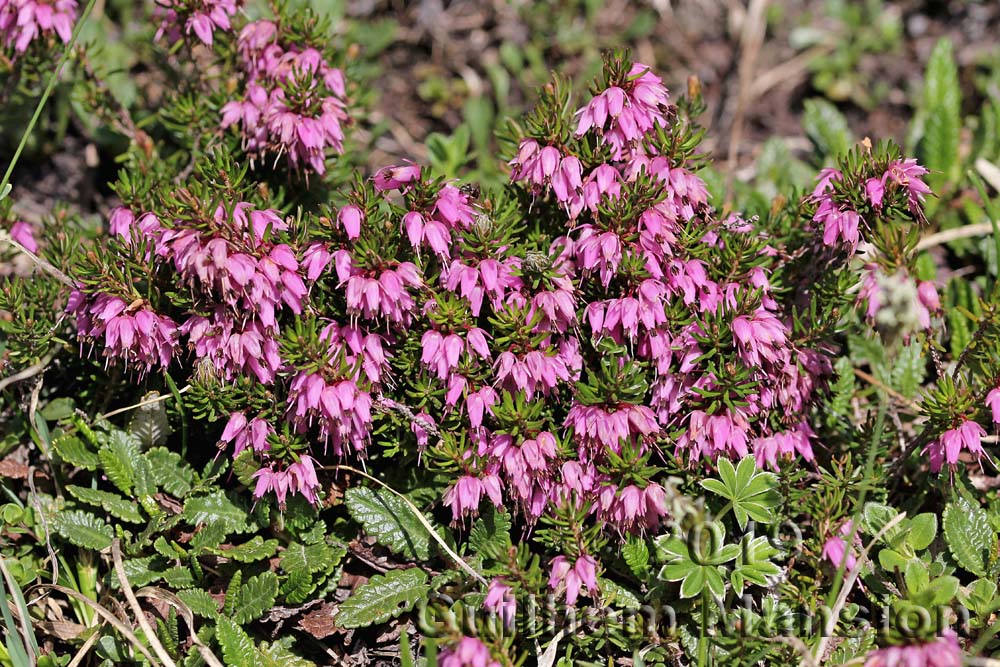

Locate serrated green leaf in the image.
[234,571,279,624]
[281,541,340,576]
[224,570,243,617]
[53,434,101,470]
[154,536,184,559]
[52,509,113,551]
[827,357,857,422]
[215,616,257,667]
[943,498,995,577]
[335,568,429,628]
[132,452,156,498]
[622,537,650,580]
[232,449,261,488]
[189,522,228,552]
[802,98,852,158]
[281,569,314,605]
[345,487,433,560]
[145,447,195,497]
[65,485,143,523]
[122,556,166,588]
[257,641,314,667]
[469,506,512,555]
[163,566,195,589]
[919,39,961,188]
[598,577,641,609]
[279,541,344,605]
[215,537,279,563]
[183,490,250,534]
[99,434,138,495]
[176,588,220,619]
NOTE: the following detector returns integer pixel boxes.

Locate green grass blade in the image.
[0,0,101,198]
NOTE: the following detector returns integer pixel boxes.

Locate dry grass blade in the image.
[811,512,908,664]
[112,539,178,667]
[976,158,1000,192]
[98,386,190,421]
[0,229,76,288]
[33,619,88,641]
[34,584,160,665]
[0,349,57,393]
[915,222,996,250]
[66,629,101,667]
[536,629,565,667]
[136,587,225,667]
[853,368,922,412]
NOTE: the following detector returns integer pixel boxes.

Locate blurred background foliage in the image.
[5,0,1000,218]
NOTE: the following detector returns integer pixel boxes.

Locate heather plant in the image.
[3,5,1000,667]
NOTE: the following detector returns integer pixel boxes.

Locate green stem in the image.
[0,0,100,198]
[714,501,733,524]
[698,586,709,667]
[163,372,188,458]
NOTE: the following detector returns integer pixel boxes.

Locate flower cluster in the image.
[154,0,238,47]
[548,554,600,606]
[0,0,76,53]
[810,158,931,254]
[221,19,349,174]
[67,197,330,503]
[574,62,671,159]
[66,291,180,376]
[437,637,500,667]
[863,630,963,667]
[821,520,859,571]
[923,419,986,473]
